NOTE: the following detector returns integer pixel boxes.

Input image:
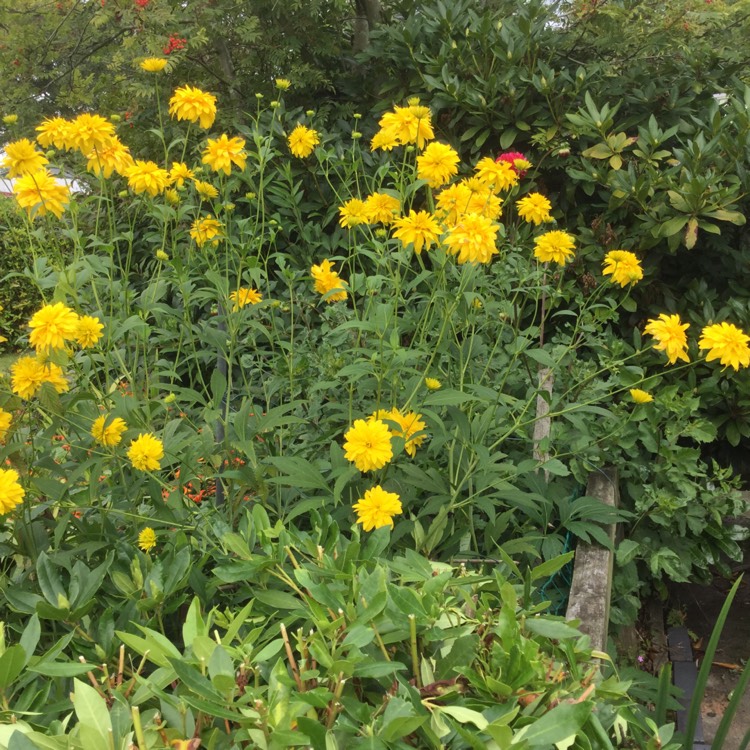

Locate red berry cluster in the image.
[163,34,187,55]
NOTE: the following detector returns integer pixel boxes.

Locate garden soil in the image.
[668,575,750,748]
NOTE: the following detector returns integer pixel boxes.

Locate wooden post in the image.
[566,468,619,653]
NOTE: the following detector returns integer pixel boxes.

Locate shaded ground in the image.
[668,575,750,749]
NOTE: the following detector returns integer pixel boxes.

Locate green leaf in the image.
[352,661,406,678]
[264,456,328,490]
[530,552,575,582]
[182,597,206,647]
[72,678,112,749]
[169,657,226,701]
[539,458,569,477]
[582,143,612,159]
[0,646,26,689]
[115,626,182,668]
[616,539,640,566]
[7,732,39,750]
[438,705,488,730]
[524,618,583,639]
[659,216,688,237]
[19,615,40,667]
[500,129,517,149]
[253,589,305,610]
[423,389,475,406]
[512,702,592,746]
[28,661,91,677]
[36,553,67,609]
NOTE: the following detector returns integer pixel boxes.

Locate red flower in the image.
[495,150,529,177]
[135,0,149,7]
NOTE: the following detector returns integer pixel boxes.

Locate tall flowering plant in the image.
[0,78,747,615]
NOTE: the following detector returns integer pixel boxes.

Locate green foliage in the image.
[0,204,43,349]
[0,537,674,748]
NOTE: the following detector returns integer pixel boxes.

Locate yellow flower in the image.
[533,230,576,265]
[698,322,750,371]
[40,362,69,394]
[425,377,441,390]
[275,78,292,90]
[2,138,48,177]
[416,142,460,188]
[75,315,104,348]
[125,161,170,196]
[169,162,194,187]
[474,157,519,193]
[353,485,402,531]
[190,216,223,247]
[377,104,434,149]
[0,469,25,515]
[3,115,18,125]
[288,124,320,158]
[168,85,217,129]
[339,198,369,228]
[629,388,654,404]
[311,259,347,303]
[0,409,12,441]
[392,210,442,255]
[140,58,167,72]
[378,408,426,457]
[86,137,134,178]
[602,250,643,287]
[459,177,503,221]
[444,213,499,264]
[91,415,127,447]
[138,527,157,552]
[13,170,70,219]
[11,356,47,399]
[35,117,72,150]
[28,302,79,352]
[194,180,219,199]
[67,113,116,154]
[370,129,399,151]
[517,193,553,225]
[128,433,164,472]
[11,357,68,399]
[202,134,247,175]
[230,287,262,310]
[343,419,393,472]
[164,189,180,205]
[364,192,400,224]
[436,183,472,225]
[644,313,690,364]
[156,250,170,261]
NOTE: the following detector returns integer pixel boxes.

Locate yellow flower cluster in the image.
[190,216,223,247]
[373,408,427,458]
[91,415,128,447]
[644,313,690,364]
[138,527,158,552]
[288,124,320,158]
[230,287,262,310]
[9,303,103,401]
[353,485,402,531]
[311,260,348,303]
[127,433,165,472]
[602,250,643,287]
[644,315,750,371]
[27,302,103,353]
[371,100,434,150]
[0,469,25,515]
[168,85,217,129]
